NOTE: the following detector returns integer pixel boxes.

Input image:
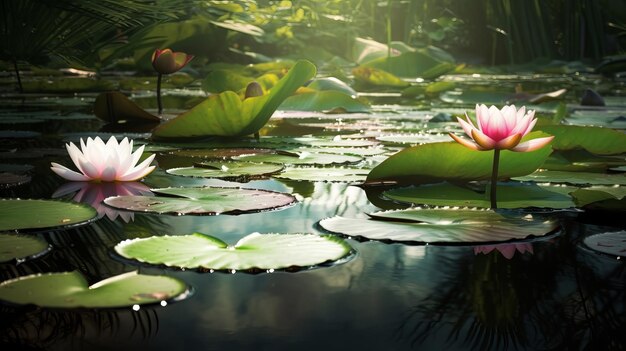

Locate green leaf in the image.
[0,199,97,232]
[537,125,626,155]
[103,187,296,215]
[383,182,577,209]
[366,137,552,185]
[352,66,409,87]
[167,162,284,180]
[0,235,50,263]
[306,77,356,96]
[274,167,369,182]
[569,186,626,207]
[115,232,353,271]
[201,70,253,94]
[514,170,626,185]
[152,60,316,138]
[319,208,557,243]
[583,231,626,258]
[0,271,189,308]
[94,92,160,123]
[280,91,370,113]
[362,49,455,79]
[234,151,363,166]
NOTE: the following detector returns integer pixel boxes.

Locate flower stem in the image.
[156,73,163,115]
[13,59,23,93]
[490,149,500,209]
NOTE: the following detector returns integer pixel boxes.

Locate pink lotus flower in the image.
[474,243,534,259]
[449,104,554,152]
[50,136,155,182]
[151,48,194,75]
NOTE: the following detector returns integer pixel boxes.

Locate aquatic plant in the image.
[151,48,194,115]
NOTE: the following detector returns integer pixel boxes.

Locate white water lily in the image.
[51,136,155,182]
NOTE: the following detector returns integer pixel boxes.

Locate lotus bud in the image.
[244,81,264,99]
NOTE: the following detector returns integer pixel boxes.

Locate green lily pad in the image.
[306,77,357,96]
[115,232,353,271]
[383,182,577,209]
[261,136,378,148]
[538,125,626,155]
[167,162,284,180]
[234,151,363,166]
[296,147,388,157]
[104,187,296,215]
[570,186,626,207]
[0,235,50,263]
[352,66,409,87]
[169,148,275,159]
[0,271,189,308]
[583,231,626,258]
[0,199,98,232]
[94,92,160,123]
[362,49,455,79]
[319,208,557,244]
[280,91,370,113]
[274,167,369,182]
[366,136,552,185]
[514,170,626,185]
[152,60,316,138]
[0,172,31,188]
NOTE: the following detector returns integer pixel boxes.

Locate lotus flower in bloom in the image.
[449,104,554,152]
[474,243,534,259]
[50,136,155,182]
[151,48,194,75]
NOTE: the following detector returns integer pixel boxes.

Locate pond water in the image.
[0,72,625,350]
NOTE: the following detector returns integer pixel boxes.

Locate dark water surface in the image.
[0,75,625,350]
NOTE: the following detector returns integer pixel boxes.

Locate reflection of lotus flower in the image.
[53,181,153,222]
[449,104,554,152]
[151,48,194,74]
[474,243,534,259]
[50,136,155,182]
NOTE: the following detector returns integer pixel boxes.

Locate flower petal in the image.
[511,136,554,152]
[119,153,156,181]
[458,115,477,137]
[50,163,92,181]
[495,133,522,150]
[471,129,496,150]
[449,133,481,150]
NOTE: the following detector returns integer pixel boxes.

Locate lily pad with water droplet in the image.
[104,187,296,215]
[514,170,626,186]
[0,199,98,232]
[234,151,363,166]
[319,208,558,244]
[0,235,50,263]
[115,232,353,271]
[383,182,577,209]
[167,162,284,181]
[583,231,626,258]
[274,167,369,182]
[538,125,626,155]
[0,271,189,308]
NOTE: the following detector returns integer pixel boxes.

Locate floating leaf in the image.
[514,170,626,185]
[104,187,296,215]
[280,91,370,113]
[0,172,31,188]
[570,186,626,208]
[366,138,552,185]
[152,60,316,138]
[319,208,557,243]
[201,69,253,94]
[583,231,626,258]
[352,66,409,87]
[94,92,160,123]
[538,125,626,155]
[383,182,576,209]
[169,148,275,159]
[0,271,189,308]
[0,235,50,263]
[274,167,369,182]
[362,49,455,79]
[167,162,284,180]
[234,151,363,166]
[306,77,357,96]
[0,199,97,232]
[115,232,353,271]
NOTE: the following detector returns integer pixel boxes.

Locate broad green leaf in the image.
[167,162,284,180]
[234,151,363,166]
[115,232,353,271]
[514,170,626,185]
[94,92,160,123]
[0,235,50,263]
[280,91,370,113]
[383,182,576,209]
[0,271,189,308]
[201,70,253,94]
[352,66,409,87]
[274,167,369,182]
[537,125,626,155]
[362,49,455,79]
[0,199,97,232]
[319,208,557,243]
[152,60,316,138]
[570,186,626,207]
[104,187,296,215]
[306,77,356,96]
[583,231,626,258]
[366,137,552,185]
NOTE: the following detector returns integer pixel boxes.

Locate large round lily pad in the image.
[0,235,50,263]
[583,231,626,258]
[0,199,98,232]
[104,187,297,215]
[274,167,369,182]
[514,170,626,186]
[319,208,558,244]
[167,162,284,181]
[0,271,190,308]
[234,151,363,166]
[115,232,353,271]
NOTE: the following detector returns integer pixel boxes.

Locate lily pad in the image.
[94,92,160,123]
[0,271,189,308]
[0,199,98,232]
[570,186,626,207]
[538,125,626,155]
[366,137,552,185]
[234,151,363,166]
[514,170,626,185]
[104,187,296,215]
[152,60,316,138]
[319,208,557,244]
[169,148,276,159]
[167,162,284,180]
[274,167,369,182]
[0,235,50,263]
[383,182,577,209]
[280,91,370,113]
[583,231,626,258]
[352,66,409,87]
[115,232,353,271]
[0,172,31,188]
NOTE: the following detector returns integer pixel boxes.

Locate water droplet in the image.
[132,304,140,311]
[160,300,168,307]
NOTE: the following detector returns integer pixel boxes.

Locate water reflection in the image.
[473,242,534,259]
[52,181,153,222]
